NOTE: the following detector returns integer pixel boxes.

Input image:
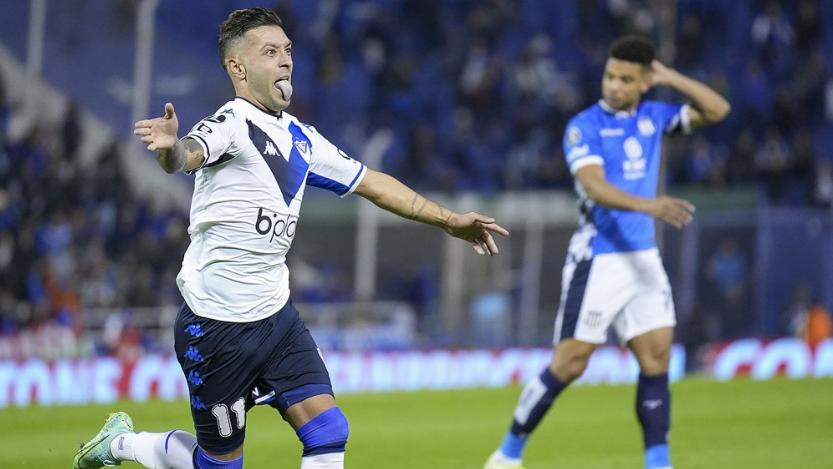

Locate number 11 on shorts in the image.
[211,397,246,437]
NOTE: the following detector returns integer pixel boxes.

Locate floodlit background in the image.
[0,1,831,467]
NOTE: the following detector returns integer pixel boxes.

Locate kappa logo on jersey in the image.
[263,140,279,156]
[247,120,309,206]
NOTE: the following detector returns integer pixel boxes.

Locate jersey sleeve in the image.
[183,108,244,172]
[563,118,604,174]
[653,101,691,135]
[305,126,366,197]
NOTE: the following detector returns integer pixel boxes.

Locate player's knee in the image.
[296,407,349,456]
[558,357,589,382]
[193,446,243,469]
[639,347,671,374]
[551,349,592,382]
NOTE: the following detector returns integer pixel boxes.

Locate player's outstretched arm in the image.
[575,165,695,229]
[133,103,205,173]
[353,169,509,255]
[651,60,730,130]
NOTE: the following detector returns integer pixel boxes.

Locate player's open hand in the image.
[133,103,179,152]
[646,195,695,229]
[445,212,509,256]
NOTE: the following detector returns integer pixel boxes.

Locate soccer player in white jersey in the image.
[73,8,507,469]
[484,36,729,469]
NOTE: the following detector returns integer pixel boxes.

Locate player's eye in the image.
[285,47,292,56]
[265,49,276,57]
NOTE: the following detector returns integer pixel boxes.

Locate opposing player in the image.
[484,36,729,469]
[73,8,507,469]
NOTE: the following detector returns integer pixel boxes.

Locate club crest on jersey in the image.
[637,117,656,136]
[293,138,310,157]
[623,136,646,180]
[567,126,582,146]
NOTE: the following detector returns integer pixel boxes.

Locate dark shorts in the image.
[174,300,332,453]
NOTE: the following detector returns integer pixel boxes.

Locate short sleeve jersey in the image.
[562,100,689,255]
[177,97,366,322]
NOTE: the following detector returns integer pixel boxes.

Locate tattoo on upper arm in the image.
[181,138,206,171]
[183,138,205,159]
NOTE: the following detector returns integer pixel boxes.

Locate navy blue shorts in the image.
[174,300,333,453]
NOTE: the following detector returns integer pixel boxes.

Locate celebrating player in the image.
[73,8,507,469]
[484,36,729,469]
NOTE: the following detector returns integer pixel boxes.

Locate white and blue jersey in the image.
[563,100,690,257]
[177,97,366,322]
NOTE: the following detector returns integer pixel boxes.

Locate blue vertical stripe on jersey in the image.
[560,258,593,340]
[247,120,310,206]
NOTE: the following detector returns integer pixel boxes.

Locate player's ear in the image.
[226,58,246,80]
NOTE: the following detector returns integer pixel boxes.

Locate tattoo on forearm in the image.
[407,194,420,219]
[414,197,429,218]
[408,193,429,220]
[406,192,452,227]
[439,206,452,226]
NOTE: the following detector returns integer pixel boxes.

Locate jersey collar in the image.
[235,96,283,120]
[598,99,637,119]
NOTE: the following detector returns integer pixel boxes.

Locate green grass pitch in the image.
[2,378,831,468]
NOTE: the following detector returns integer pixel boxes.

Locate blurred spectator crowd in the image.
[241,0,832,206]
[0,77,188,355]
[2,0,833,355]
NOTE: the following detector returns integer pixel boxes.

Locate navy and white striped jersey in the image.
[562,99,689,257]
[176,97,366,322]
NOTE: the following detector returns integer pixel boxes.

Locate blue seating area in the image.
[0,1,831,348]
[1,0,830,201]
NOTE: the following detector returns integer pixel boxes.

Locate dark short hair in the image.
[609,35,655,65]
[218,8,284,68]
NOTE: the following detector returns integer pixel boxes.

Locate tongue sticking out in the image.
[276,80,293,100]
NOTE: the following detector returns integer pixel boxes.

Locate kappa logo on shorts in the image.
[583,310,603,328]
[191,396,207,410]
[185,323,203,337]
[188,370,204,386]
[185,346,204,362]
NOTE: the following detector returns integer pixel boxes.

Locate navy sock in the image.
[636,373,670,449]
[499,367,567,459]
